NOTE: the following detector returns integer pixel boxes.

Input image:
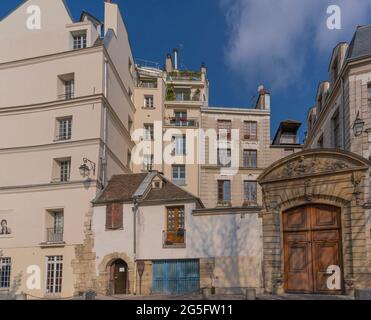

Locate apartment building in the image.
[0,0,134,298]
[258,25,371,295]
[133,51,209,197]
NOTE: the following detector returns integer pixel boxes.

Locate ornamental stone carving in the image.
[268,156,351,180]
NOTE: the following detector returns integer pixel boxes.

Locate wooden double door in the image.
[283,204,343,294]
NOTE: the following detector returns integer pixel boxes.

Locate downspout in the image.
[133,197,139,295]
[102,58,108,187]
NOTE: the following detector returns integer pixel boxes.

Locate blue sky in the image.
[2,0,371,140]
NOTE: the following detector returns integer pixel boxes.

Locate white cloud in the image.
[222,0,371,90]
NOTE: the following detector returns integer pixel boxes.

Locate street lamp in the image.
[353,111,365,137]
[79,158,96,178]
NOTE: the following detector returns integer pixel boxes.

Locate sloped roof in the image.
[346,25,371,60]
[93,172,203,207]
[94,173,148,204]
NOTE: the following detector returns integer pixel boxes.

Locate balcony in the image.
[167,71,201,82]
[163,229,186,248]
[58,92,74,100]
[164,117,199,127]
[46,228,64,243]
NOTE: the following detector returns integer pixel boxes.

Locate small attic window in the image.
[152,180,163,189]
[72,30,87,50]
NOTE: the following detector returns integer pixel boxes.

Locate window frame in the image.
[243,149,257,168]
[45,256,63,294]
[172,165,186,185]
[243,121,258,140]
[243,180,257,202]
[218,180,231,203]
[0,257,11,289]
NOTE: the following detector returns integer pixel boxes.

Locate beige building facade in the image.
[0,0,134,298]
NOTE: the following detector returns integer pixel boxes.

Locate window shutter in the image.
[113,203,123,229]
[106,204,113,229]
[218,181,223,201]
[106,203,123,229]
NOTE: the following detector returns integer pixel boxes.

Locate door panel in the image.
[283,205,343,294]
[284,231,313,292]
[112,260,127,294]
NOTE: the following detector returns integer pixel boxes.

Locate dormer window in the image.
[152,179,163,189]
[72,31,87,50]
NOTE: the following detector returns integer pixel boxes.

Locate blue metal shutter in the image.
[152,259,200,294]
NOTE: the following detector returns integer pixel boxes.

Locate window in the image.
[144,95,154,108]
[217,120,232,140]
[175,89,191,101]
[0,257,11,289]
[140,80,157,88]
[280,132,297,144]
[172,165,186,185]
[47,210,64,243]
[243,121,257,140]
[106,203,123,230]
[332,111,340,148]
[59,160,71,182]
[244,181,257,203]
[56,117,72,141]
[174,111,188,127]
[143,124,154,140]
[173,135,186,155]
[218,180,231,203]
[46,256,63,294]
[63,79,74,100]
[165,206,185,245]
[243,150,257,168]
[368,83,371,98]
[143,154,153,171]
[217,148,231,167]
[73,32,87,49]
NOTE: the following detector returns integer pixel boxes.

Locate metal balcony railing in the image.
[163,229,186,247]
[46,228,64,243]
[58,92,74,100]
[164,117,199,127]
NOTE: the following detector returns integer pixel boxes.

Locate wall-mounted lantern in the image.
[353,111,365,137]
[79,158,96,178]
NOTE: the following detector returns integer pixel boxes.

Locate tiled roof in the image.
[346,25,371,60]
[93,172,203,207]
[94,173,148,204]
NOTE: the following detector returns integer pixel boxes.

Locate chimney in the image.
[165,53,173,73]
[201,62,207,82]
[173,48,179,70]
[104,1,118,36]
[256,85,270,110]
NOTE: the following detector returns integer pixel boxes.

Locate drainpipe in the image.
[133,198,139,295]
[102,58,108,187]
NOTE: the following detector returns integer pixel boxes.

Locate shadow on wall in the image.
[188,212,263,291]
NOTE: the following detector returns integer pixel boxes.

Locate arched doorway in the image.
[283,204,344,294]
[110,259,128,294]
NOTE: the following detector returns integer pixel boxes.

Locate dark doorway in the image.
[110,259,128,294]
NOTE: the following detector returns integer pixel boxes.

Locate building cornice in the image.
[192,206,262,216]
[0,46,103,70]
[0,180,101,195]
[201,107,270,116]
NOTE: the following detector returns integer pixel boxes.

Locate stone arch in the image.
[96,252,134,295]
[258,148,370,295]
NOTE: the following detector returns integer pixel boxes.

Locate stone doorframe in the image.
[96,252,134,295]
[258,149,371,295]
